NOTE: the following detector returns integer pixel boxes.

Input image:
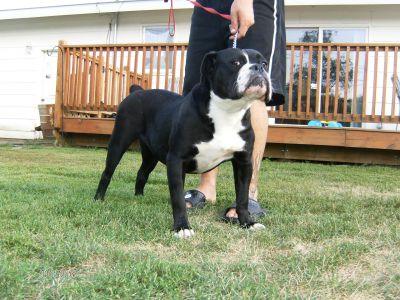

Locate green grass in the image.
[0,145,399,299]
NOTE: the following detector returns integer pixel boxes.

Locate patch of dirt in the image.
[119,242,178,257]
[337,248,398,281]
[346,291,383,300]
[322,184,400,200]
[290,238,325,255]
[56,265,79,279]
[333,249,399,299]
[55,255,107,280]
[80,254,107,274]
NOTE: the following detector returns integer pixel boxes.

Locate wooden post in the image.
[54,40,65,129]
[53,40,67,146]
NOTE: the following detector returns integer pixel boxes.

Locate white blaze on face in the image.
[235,50,272,100]
[236,50,252,94]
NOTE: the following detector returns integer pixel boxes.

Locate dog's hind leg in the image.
[94,121,139,201]
[135,141,158,196]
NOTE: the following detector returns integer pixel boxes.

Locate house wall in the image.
[0,5,399,139]
[0,9,192,139]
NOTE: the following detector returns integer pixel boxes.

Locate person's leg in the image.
[183,3,231,206]
[225,101,269,218]
[249,101,269,199]
[183,5,228,95]
[225,0,286,218]
[195,168,218,203]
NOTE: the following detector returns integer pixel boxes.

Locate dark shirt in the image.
[197,0,233,14]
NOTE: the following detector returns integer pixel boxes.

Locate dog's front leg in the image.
[232,155,265,230]
[166,154,194,239]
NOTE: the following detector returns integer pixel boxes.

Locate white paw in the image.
[174,229,195,239]
[249,223,266,231]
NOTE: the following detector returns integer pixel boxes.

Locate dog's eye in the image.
[232,60,241,67]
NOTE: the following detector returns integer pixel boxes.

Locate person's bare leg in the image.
[186,168,218,208]
[226,101,269,218]
[198,167,218,203]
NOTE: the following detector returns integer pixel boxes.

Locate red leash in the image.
[186,0,231,21]
[167,0,176,36]
[165,0,231,36]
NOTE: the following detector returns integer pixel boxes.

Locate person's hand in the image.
[230,0,254,40]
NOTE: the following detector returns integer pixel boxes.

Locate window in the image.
[144,26,173,43]
[143,26,178,90]
[286,27,367,44]
[143,26,173,70]
[322,29,366,43]
[287,28,319,43]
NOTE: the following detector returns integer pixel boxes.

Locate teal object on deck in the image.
[308,120,343,128]
[308,120,322,127]
[327,121,343,128]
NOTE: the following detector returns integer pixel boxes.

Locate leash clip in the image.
[232,32,238,49]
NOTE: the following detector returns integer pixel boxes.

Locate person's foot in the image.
[225,188,258,218]
[185,184,216,208]
[184,190,206,209]
[222,198,267,223]
[225,207,238,218]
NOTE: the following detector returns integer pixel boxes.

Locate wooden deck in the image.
[57,117,400,165]
[52,41,400,165]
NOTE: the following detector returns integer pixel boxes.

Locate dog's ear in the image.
[200,51,217,86]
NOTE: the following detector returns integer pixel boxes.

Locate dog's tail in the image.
[129,84,143,94]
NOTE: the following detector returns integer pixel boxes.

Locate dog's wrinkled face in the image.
[200,48,272,101]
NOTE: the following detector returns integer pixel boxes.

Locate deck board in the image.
[61,118,400,151]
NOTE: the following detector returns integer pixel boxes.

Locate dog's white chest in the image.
[194,95,250,173]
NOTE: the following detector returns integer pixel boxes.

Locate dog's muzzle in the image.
[247,75,267,88]
[247,64,269,88]
[243,65,269,98]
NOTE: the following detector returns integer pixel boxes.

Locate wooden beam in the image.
[265,144,400,166]
[267,126,346,147]
[60,119,400,152]
[60,132,400,166]
[345,130,400,150]
[54,40,65,129]
[268,125,400,150]
[62,133,139,150]
[62,118,114,135]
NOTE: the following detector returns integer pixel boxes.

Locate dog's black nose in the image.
[250,64,263,73]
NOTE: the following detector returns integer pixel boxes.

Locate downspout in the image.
[113,12,120,43]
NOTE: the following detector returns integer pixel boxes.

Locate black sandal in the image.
[184,190,206,209]
[221,198,267,223]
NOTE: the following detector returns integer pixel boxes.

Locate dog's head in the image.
[200,48,272,102]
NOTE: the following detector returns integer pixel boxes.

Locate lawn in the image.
[0,145,399,299]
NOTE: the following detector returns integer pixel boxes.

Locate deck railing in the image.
[278,43,399,124]
[55,41,400,129]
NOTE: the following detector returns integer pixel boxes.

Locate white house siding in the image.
[0,9,191,139]
[1,4,400,139]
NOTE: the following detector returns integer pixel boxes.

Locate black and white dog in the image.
[94,48,272,238]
